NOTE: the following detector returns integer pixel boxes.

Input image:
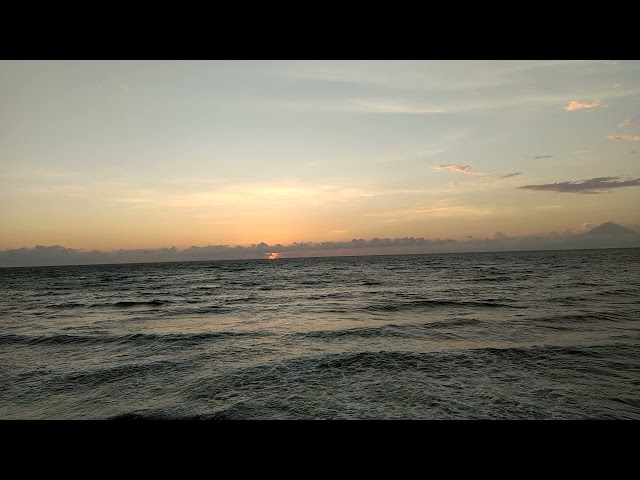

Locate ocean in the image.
[1,248,639,420]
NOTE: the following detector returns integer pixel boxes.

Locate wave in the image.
[112,300,171,308]
[531,312,625,329]
[193,285,223,291]
[45,302,86,309]
[299,279,333,286]
[306,343,634,378]
[305,292,352,300]
[595,287,640,297]
[6,340,638,419]
[188,305,235,314]
[109,409,233,420]
[291,318,484,341]
[471,276,515,282]
[50,359,186,390]
[0,330,269,347]
[175,342,639,419]
[362,298,520,313]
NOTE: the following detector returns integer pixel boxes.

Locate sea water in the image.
[1,248,638,419]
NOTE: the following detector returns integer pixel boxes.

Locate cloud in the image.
[375,145,446,164]
[522,155,552,160]
[564,100,601,111]
[344,98,446,114]
[435,164,472,174]
[0,238,457,267]
[277,60,614,96]
[435,165,521,183]
[582,223,595,231]
[363,200,499,221]
[573,149,591,155]
[607,135,640,142]
[519,176,640,194]
[5,229,639,267]
[263,59,640,116]
[108,180,373,211]
[434,165,489,176]
[632,150,638,154]
[119,84,129,91]
[499,172,522,179]
[618,117,637,128]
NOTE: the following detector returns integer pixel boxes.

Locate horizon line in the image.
[2,244,639,269]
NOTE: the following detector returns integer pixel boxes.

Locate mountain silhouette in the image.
[582,221,638,237]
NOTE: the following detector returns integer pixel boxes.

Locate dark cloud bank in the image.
[2,227,639,267]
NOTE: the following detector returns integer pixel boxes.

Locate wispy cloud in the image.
[607,135,640,142]
[519,176,640,194]
[257,83,640,117]
[434,165,521,183]
[434,165,490,177]
[344,98,446,114]
[364,200,498,220]
[119,84,129,91]
[632,150,638,154]
[573,149,592,155]
[277,60,612,94]
[435,164,472,175]
[109,180,374,211]
[376,145,445,163]
[500,172,522,179]
[564,100,601,111]
[522,155,552,160]
[618,117,637,128]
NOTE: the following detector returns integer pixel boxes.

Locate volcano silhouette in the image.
[583,222,638,237]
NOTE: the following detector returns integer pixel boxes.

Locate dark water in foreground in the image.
[1,248,639,419]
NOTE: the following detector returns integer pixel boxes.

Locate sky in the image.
[1,60,640,265]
